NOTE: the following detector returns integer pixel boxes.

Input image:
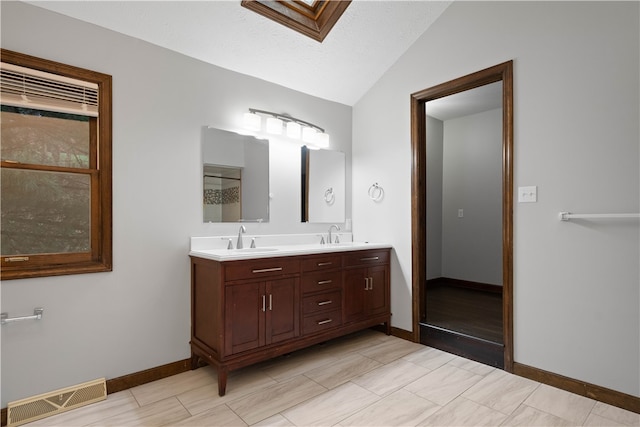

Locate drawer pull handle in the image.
[317,300,333,306]
[317,262,333,266]
[317,280,333,285]
[360,256,379,261]
[5,256,29,262]
[317,319,333,325]
[252,267,283,273]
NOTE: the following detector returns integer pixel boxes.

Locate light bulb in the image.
[286,121,301,139]
[302,127,318,143]
[243,112,261,132]
[315,132,330,149]
[266,117,283,134]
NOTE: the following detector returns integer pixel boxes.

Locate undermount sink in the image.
[233,247,279,253]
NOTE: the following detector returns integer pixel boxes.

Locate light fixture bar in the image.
[248,108,325,133]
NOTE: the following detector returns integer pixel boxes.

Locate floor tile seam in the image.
[223,402,251,426]
[92,395,182,426]
[583,410,636,427]
[498,403,579,426]
[224,373,326,413]
[243,380,329,426]
[328,383,386,427]
[262,357,340,383]
[159,396,194,427]
[528,384,598,426]
[398,385,444,411]
[174,390,224,418]
[462,375,543,416]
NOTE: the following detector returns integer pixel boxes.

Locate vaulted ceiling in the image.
[25,1,452,106]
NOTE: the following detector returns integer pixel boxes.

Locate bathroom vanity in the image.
[189,240,391,396]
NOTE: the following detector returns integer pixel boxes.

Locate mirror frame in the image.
[410,61,514,371]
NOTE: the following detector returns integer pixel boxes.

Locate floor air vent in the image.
[7,378,107,426]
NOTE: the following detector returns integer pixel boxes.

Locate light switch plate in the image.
[518,186,537,203]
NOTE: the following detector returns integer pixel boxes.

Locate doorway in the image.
[410,61,514,371]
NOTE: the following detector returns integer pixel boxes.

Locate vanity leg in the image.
[385,320,391,336]
[190,353,200,370]
[218,367,228,396]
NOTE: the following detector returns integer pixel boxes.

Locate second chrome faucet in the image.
[328,224,340,244]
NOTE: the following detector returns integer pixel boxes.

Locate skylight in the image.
[241,0,351,42]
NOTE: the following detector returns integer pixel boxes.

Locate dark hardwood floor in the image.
[420,281,504,368]
[425,284,503,344]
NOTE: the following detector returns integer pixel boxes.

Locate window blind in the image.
[0,62,98,117]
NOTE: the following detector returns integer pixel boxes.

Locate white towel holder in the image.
[559,212,640,221]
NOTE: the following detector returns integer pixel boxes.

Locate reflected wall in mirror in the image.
[202,128,269,222]
[301,146,345,223]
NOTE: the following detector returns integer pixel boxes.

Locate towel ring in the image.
[324,187,335,204]
[368,183,384,202]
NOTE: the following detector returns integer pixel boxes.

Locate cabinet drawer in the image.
[303,309,342,335]
[301,254,342,272]
[224,258,300,282]
[301,270,342,293]
[343,250,389,267]
[302,290,342,316]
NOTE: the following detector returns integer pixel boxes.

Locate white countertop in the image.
[189,241,391,262]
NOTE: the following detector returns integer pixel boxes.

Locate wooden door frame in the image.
[410,61,514,372]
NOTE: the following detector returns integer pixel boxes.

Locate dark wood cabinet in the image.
[343,250,390,323]
[190,248,390,396]
[224,277,299,355]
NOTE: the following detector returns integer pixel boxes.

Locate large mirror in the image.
[301,146,345,223]
[202,127,269,222]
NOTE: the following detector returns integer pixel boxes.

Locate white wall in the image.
[441,108,502,285]
[0,2,352,406]
[426,116,443,280]
[353,1,639,397]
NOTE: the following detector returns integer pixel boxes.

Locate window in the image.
[0,49,112,280]
[241,0,351,42]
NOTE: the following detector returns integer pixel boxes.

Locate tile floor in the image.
[25,330,640,426]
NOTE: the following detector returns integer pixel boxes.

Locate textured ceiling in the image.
[25,0,452,106]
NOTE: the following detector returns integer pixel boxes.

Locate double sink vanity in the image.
[189,234,391,396]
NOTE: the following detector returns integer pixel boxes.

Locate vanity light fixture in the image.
[243,108,330,148]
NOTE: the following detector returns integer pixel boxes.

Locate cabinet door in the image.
[225,282,265,355]
[366,265,388,316]
[343,267,367,323]
[266,277,300,344]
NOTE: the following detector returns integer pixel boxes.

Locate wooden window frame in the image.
[1,49,112,280]
[241,0,351,42]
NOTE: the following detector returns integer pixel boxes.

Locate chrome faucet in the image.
[328,224,340,244]
[237,225,246,249]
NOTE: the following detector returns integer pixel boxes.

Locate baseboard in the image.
[1,359,191,427]
[390,326,414,342]
[106,359,191,394]
[513,362,640,415]
[427,277,503,294]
